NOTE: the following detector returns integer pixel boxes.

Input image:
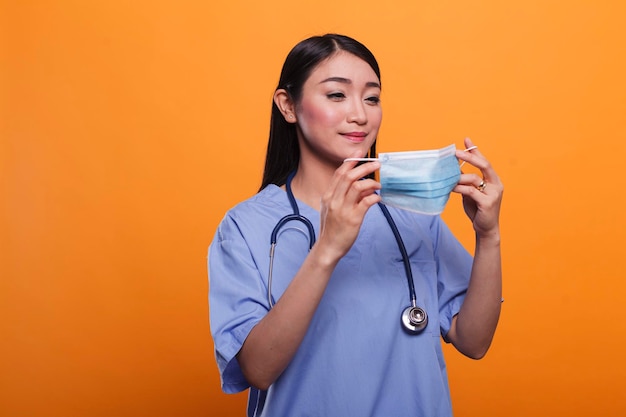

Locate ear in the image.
[273,89,297,123]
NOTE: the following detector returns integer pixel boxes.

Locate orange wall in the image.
[2,1,626,416]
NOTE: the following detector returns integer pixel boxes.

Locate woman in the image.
[209,33,503,416]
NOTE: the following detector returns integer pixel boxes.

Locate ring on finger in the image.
[477,180,487,192]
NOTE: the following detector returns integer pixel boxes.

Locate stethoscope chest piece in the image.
[401,305,428,333]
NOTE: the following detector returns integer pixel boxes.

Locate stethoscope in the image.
[267,171,428,334]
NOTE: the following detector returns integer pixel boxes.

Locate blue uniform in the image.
[208,185,473,416]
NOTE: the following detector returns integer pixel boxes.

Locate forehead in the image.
[307,51,380,84]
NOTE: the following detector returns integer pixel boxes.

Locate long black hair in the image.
[259,34,381,191]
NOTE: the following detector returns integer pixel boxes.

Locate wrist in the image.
[308,243,342,271]
[475,228,501,246]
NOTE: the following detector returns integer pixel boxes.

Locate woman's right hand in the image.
[237,157,381,391]
[316,158,381,262]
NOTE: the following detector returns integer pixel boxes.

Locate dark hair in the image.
[259,34,381,191]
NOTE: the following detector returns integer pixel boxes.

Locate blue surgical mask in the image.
[347,144,461,215]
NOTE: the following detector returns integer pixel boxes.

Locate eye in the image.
[326,92,346,100]
[365,96,381,105]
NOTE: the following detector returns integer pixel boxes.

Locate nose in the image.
[347,100,367,125]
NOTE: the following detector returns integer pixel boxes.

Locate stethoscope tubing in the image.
[376,202,417,307]
[267,171,427,332]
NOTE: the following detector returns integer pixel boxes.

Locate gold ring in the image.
[477,180,487,192]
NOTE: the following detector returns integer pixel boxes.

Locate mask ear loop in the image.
[344,157,379,162]
[349,145,478,168]
[459,145,478,168]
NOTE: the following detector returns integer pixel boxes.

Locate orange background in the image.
[2,1,626,416]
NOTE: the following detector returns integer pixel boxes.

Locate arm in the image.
[237,160,381,390]
[446,138,504,359]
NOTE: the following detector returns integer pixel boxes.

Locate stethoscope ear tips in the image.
[401,306,428,333]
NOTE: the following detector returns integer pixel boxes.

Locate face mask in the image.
[347,144,461,215]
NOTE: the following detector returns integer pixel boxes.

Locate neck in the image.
[289,161,336,211]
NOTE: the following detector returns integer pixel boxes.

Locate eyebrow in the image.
[320,77,381,89]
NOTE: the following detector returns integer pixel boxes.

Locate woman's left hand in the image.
[453,137,504,237]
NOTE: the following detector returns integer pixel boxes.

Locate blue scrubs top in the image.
[208,185,473,417]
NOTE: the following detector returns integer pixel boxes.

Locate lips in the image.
[342,132,367,142]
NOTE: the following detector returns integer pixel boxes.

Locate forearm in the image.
[236,243,339,390]
[448,230,502,359]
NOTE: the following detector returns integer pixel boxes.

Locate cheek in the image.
[370,109,382,130]
[298,99,342,129]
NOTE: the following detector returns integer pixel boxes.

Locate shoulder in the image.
[226,185,285,217]
[215,185,289,242]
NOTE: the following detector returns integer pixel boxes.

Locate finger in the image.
[470,178,487,192]
[357,191,382,212]
[458,173,484,187]
[345,178,381,206]
[453,183,491,202]
[350,160,380,180]
[456,142,501,185]
[329,159,380,200]
[326,158,359,201]
[463,137,479,152]
[342,150,380,178]
[456,145,485,167]
[454,173,489,195]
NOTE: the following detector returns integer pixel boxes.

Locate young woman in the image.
[209,33,503,416]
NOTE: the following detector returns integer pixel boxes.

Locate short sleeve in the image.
[431,217,473,340]
[208,214,269,393]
